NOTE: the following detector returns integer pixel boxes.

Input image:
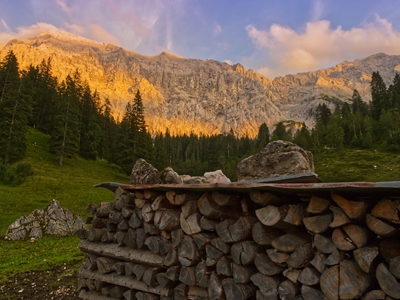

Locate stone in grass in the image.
[5,199,86,241]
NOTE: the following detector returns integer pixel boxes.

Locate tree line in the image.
[0,50,399,181]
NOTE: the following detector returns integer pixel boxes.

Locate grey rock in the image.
[204,170,231,184]
[181,176,209,184]
[5,199,86,241]
[237,140,314,181]
[160,167,183,184]
[130,159,160,184]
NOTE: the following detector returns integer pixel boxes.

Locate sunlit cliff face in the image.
[2,31,400,137]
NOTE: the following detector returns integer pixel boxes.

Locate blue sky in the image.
[1,0,400,78]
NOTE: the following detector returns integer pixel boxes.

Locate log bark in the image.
[79,240,165,267]
[77,267,173,297]
[143,267,163,287]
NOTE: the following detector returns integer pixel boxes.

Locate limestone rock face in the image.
[5,199,85,241]
[130,159,160,184]
[2,31,400,136]
[237,141,314,181]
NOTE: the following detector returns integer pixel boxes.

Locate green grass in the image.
[314,148,400,182]
[0,127,128,280]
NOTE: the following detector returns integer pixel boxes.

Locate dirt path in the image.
[0,261,80,300]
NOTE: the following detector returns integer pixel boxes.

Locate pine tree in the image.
[50,75,81,165]
[351,89,368,115]
[0,51,32,162]
[256,123,270,149]
[370,71,389,120]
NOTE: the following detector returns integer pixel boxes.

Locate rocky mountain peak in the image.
[1,32,400,137]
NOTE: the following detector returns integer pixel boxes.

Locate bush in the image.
[0,160,33,186]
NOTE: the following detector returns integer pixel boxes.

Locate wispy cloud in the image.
[246,16,400,78]
[1,19,11,32]
[213,23,222,37]
[311,0,324,21]
[88,24,121,45]
[56,0,72,16]
[0,22,59,45]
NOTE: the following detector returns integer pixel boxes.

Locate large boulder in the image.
[130,159,160,184]
[204,170,231,184]
[5,199,86,241]
[160,167,183,184]
[237,140,314,181]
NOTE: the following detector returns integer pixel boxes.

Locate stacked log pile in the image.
[77,186,400,300]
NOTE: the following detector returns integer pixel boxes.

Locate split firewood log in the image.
[252,222,283,246]
[366,214,399,237]
[222,278,257,300]
[307,195,331,214]
[231,241,259,266]
[353,246,379,273]
[376,263,400,299]
[331,224,369,251]
[329,205,351,228]
[331,192,369,220]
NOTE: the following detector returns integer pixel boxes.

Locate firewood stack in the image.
[77,185,400,300]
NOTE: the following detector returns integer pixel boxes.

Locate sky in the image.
[1,0,400,78]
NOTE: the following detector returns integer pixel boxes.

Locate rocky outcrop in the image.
[5,199,85,241]
[2,31,400,136]
[130,159,160,184]
[236,140,314,181]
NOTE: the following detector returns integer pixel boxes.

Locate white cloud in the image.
[213,23,222,37]
[224,59,232,65]
[1,19,11,32]
[56,0,72,16]
[0,22,59,45]
[88,24,121,45]
[246,16,400,78]
[311,0,324,21]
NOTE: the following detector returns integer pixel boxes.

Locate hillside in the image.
[2,31,400,136]
[0,127,128,234]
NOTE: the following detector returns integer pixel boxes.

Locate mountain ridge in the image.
[2,31,400,137]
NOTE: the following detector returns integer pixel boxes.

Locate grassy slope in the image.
[313,148,400,182]
[2,129,400,281]
[0,128,128,280]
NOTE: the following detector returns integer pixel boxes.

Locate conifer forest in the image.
[1,50,400,181]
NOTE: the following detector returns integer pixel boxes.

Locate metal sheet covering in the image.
[94,172,400,200]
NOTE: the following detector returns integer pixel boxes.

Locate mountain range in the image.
[2,31,400,137]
